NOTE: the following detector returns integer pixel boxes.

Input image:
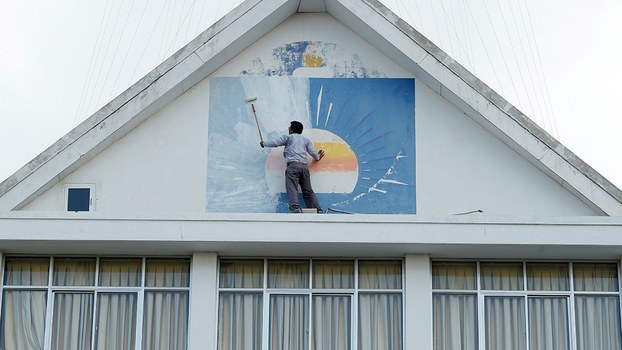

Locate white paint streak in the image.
[378,179,408,186]
[325,102,333,127]
[316,85,323,126]
[369,188,387,194]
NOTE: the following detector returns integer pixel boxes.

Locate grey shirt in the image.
[263,134,320,164]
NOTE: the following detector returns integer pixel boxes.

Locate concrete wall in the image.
[23,13,596,216]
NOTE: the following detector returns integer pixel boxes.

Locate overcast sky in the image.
[1,0,621,191]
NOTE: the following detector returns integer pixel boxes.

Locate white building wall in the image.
[22,13,596,216]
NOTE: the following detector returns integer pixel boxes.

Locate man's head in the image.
[289,121,304,134]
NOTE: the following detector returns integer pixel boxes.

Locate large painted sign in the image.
[206,76,415,214]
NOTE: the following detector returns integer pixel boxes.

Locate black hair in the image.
[290,121,304,134]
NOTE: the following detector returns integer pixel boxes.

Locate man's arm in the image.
[260,135,288,148]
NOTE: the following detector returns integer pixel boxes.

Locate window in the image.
[1,256,190,350]
[432,261,622,350]
[218,259,403,350]
[65,185,95,212]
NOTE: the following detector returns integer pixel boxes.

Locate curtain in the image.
[433,294,477,350]
[358,293,402,350]
[53,258,96,286]
[269,261,309,288]
[145,259,190,288]
[95,293,137,350]
[484,296,526,350]
[358,261,401,289]
[51,293,94,350]
[98,259,141,287]
[573,263,618,292]
[528,297,569,350]
[313,261,354,289]
[575,296,622,350]
[270,295,309,350]
[312,295,351,350]
[3,258,49,285]
[218,293,263,350]
[527,263,569,291]
[480,263,523,290]
[432,262,477,290]
[0,290,47,350]
[219,260,264,289]
[142,292,188,350]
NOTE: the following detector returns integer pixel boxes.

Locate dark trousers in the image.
[285,163,321,212]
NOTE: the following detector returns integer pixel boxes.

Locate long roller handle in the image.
[251,104,263,142]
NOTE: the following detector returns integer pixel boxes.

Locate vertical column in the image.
[404,254,432,350]
[188,252,218,350]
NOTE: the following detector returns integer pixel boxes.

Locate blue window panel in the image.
[67,188,90,212]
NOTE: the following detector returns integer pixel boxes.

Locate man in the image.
[260,121,325,213]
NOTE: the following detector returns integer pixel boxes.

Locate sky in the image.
[1,0,621,191]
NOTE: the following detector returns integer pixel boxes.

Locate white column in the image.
[404,254,432,350]
[188,252,218,350]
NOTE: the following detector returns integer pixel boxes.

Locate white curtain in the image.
[573,263,618,292]
[51,293,94,350]
[270,295,309,350]
[1,258,49,350]
[480,263,523,290]
[313,261,354,289]
[145,259,190,288]
[484,296,526,350]
[219,260,264,289]
[358,293,402,350]
[53,258,96,286]
[527,263,569,291]
[574,296,622,350]
[432,262,477,290]
[312,295,351,350]
[528,297,569,350]
[218,292,262,350]
[142,292,188,350]
[358,261,401,289]
[98,259,141,287]
[218,260,264,350]
[95,292,137,350]
[0,290,47,350]
[433,294,477,350]
[269,261,309,288]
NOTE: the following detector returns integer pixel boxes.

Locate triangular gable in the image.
[0,0,621,215]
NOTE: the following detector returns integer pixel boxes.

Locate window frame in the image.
[432,260,622,350]
[1,256,191,350]
[64,184,96,212]
[217,258,404,350]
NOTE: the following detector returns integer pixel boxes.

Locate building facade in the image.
[2,0,622,349]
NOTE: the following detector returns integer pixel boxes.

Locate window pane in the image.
[527,263,569,291]
[312,295,351,350]
[268,260,309,289]
[145,259,190,288]
[270,294,309,350]
[0,290,47,350]
[433,294,477,350]
[313,260,354,289]
[52,293,94,350]
[485,296,526,350]
[358,261,402,289]
[528,297,569,350]
[219,260,263,289]
[358,293,402,350]
[432,262,477,290]
[218,292,263,350]
[3,258,49,285]
[142,292,188,350]
[95,292,137,350]
[481,262,524,291]
[575,296,622,350]
[54,258,96,286]
[98,258,142,287]
[573,263,618,292]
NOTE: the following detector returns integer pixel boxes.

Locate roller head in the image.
[245,96,257,103]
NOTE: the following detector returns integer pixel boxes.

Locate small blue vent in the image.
[67,188,90,212]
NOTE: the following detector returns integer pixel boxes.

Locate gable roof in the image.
[1,0,621,215]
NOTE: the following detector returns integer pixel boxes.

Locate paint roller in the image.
[245,96,263,143]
